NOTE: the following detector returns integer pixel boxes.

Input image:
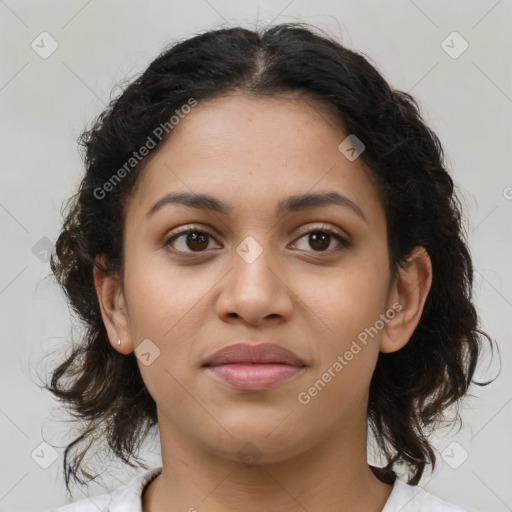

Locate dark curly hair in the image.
[42,22,497,495]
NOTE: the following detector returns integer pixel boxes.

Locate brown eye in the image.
[307,231,331,251]
[291,227,350,254]
[166,229,219,253]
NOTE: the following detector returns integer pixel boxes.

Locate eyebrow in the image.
[146,190,368,224]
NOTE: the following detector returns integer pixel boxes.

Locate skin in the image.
[94,93,432,512]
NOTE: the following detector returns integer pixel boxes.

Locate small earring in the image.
[117,339,121,346]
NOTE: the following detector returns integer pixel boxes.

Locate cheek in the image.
[296,269,386,414]
[294,253,389,398]
[122,245,209,340]
[302,255,389,340]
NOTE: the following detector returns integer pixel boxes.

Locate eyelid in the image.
[290,223,351,253]
[164,222,351,254]
[293,222,348,240]
[163,223,219,247]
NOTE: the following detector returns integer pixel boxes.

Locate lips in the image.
[203,342,306,392]
[203,342,306,367]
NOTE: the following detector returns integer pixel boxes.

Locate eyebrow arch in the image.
[146,190,368,224]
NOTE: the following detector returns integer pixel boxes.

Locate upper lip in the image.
[203,342,305,367]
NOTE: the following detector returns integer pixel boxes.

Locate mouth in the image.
[203,342,306,392]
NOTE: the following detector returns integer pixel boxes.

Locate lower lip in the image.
[205,364,304,391]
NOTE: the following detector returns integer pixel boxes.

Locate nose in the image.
[215,242,294,327]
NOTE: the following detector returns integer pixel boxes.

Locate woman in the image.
[45,22,494,512]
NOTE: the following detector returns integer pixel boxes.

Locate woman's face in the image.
[114,93,399,463]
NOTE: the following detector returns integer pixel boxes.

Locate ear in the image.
[93,255,134,355]
[380,246,433,354]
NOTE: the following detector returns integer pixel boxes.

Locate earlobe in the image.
[93,255,134,355]
[380,247,433,354]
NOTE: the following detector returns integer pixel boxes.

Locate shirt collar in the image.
[110,466,163,512]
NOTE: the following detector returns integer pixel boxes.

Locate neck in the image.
[142,413,393,512]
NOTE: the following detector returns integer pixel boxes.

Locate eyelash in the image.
[164,223,351,256]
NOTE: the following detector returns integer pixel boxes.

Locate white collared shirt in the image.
[48,466,472,512]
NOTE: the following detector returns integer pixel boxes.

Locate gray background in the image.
[0,1,510,511]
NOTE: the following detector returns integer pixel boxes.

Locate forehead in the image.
[125,93,385,228]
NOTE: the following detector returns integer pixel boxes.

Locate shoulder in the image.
[383,478,473,512]
[47,467,163,512]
